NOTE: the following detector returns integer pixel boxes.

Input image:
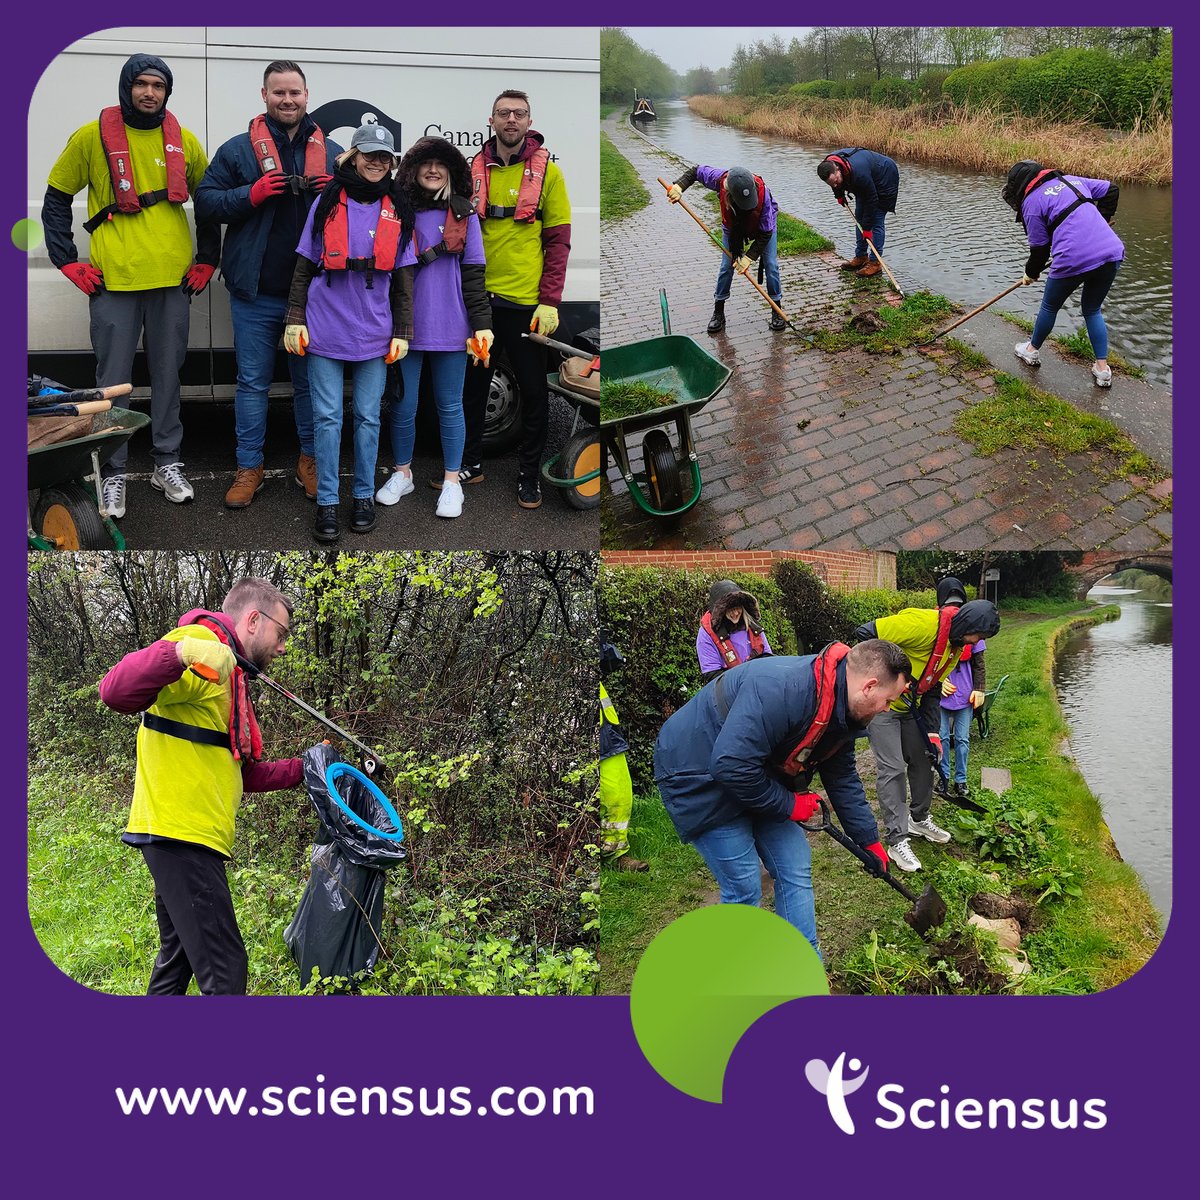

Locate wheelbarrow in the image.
[601,291,731,518]
[529,331,602,511]
[28,390,149,550]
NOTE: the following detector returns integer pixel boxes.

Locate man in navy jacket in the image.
[817,147,900,277]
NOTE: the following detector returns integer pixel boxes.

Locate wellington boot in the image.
[614,855,649,872]
[855,261,883,278]
[706,303,726,334]
[841,255,869,271]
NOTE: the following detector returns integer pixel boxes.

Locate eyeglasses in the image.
[359,152,394,166]
[493,107,529,119]
[256,609,291,642]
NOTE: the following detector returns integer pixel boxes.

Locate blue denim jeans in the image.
[939,705,974,786]
[854,206,886,259]
[386,350,467,473]
[228,293,314,468]
[306,354,386,506]
[716,228,781,303]
[1030,260,1120,359]
[692,814,818,954]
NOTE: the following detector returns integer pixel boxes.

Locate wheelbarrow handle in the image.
[805,797,920,904]
[522,331,597,361]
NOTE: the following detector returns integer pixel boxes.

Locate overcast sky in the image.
[623,27,814,73]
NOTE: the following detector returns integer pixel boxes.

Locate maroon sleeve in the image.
[538,222,571,306]
[98,641,185,713]
[242,756,304,793]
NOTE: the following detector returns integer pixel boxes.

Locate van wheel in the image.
[483,361,521,455]
[32,484,110,550]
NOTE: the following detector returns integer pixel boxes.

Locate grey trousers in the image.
[90,286,190,475]
[867,709,934,845]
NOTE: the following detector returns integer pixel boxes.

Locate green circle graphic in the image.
[12,219,44,252]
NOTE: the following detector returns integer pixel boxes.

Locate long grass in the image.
[687,94,1172,186]
[600,132,651,222]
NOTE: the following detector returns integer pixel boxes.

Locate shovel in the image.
[802,798,947,935]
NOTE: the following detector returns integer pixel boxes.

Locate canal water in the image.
[1053,586,1172,920]
[643,101,1173,388]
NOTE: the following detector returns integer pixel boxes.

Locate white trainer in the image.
[100,474,126,519]
[376,469,414,505]
[1014,340,1041,366]
[909,815,952,844]
[436,480,464,518]
[150,463,194,503]
[1092,363,1113,388]
[889,838,923,873]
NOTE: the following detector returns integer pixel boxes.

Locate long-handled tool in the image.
[908,697,987,814]
[657,176,807,338]
[27,399,113,418]
[847,212,905,298]
[28,382,132,409]
[923,279,1026,344]
[524,330,598,363]
[802,798,947,934]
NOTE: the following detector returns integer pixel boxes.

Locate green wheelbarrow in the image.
[601,292,731,518]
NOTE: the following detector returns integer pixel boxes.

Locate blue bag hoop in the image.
[324,762,405,842]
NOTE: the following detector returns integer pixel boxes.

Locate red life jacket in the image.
[718,172,766,231]
[776,642,851,777]
[411,196,470,265]
[470,144,549,222]
[700,611,766,670]
[321,193,403,282]
[85,107,188,233]
[248,113,327,179]
[914,606,959,696]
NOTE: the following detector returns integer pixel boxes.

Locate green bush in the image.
[916,69,950,100]
[871,76,918,107]
[792,79,838,98]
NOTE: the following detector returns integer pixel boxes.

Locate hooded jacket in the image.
[697,580,774,682]
[823,147,899,229]
[653,654,879,846]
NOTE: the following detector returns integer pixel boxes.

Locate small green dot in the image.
[12,219,44,252]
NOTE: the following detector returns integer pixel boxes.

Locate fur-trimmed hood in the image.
[705,580,763,636]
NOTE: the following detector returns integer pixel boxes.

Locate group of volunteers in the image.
[665,144,1124,387]
[43,53,572,538]
[603,575,1000,956]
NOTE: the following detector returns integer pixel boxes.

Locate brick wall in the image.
[601,551,896,591]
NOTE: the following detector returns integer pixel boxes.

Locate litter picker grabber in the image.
[801,797,947,935]
[847,212,905,298]
[923,280,1026,345]
[908,696,987,814]
[656,176,808,339]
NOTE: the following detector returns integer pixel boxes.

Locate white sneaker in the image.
[1014,341,1041,366]
[909,815,951,844]
[150,462,194,503]
[436,480,464,518]
[889,838,923,872]
[1092,363,1113,388]
[99,474,126,519]
[376,469,414,505]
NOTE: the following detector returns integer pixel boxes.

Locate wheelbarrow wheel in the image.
[642,429,683,512]
[32,483,110,550]
[557,431,602,510]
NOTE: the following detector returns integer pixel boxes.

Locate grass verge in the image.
[810,289,954,353]
[601,132,651,222]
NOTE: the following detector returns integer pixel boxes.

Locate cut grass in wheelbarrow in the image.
[600,380,677,421]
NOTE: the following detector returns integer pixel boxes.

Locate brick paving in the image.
[601,117,1172,553]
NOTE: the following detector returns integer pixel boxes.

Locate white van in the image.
[27,26,599,451]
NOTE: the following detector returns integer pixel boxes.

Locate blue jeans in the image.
[716,228,781,303]
[939,706,973,785]
[1030,260,1120,358]
[228,293,314,468]
[386,350,467,473]
[306,354,386,506]
[854,205,886,258]
[692,814,818,954]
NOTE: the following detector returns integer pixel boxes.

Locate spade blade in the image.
[904,885,948,935]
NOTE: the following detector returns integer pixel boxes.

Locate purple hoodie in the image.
[1022,175,1124,278]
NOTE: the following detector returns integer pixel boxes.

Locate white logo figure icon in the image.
[805,1052,870,1135]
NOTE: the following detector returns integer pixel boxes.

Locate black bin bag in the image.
[283,743,406,983]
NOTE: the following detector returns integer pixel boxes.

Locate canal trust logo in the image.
[805,1052,870,1134]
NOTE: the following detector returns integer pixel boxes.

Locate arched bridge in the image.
[1063,552,1172,598]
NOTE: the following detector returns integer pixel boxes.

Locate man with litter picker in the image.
[667,164,785,334]
[653,640,913,953]
[99,578,303,995]
[817,148,899,278]
[41,52,219,520]
[854,597,1001,873]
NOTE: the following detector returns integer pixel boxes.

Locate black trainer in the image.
[517,476,542,509]
[351,497,376,534]
[706,302,726,334]
[769,311,787,331]
[429,464,485,490]
[314,504,340,542]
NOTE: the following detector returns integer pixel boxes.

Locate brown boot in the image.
[224,465,265,508]
[841,255,868,271]
[614,855,649,872]
[295,453,317,500]
[855,261,882,278]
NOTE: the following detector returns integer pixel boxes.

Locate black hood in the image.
[1002,159,1044,223]
[949,599,1000,643]
[119,53,173,130]
[936,576,968,607]
[599,630,624,679]
[706,580,762,636]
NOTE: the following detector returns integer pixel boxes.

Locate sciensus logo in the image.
[806,1053,1107,1134]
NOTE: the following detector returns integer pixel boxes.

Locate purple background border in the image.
[6,4,1187,1191]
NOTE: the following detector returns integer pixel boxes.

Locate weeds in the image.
[600,132,651,221]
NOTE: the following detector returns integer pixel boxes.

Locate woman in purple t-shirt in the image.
[375,137,491,520]
[285,124,410,543]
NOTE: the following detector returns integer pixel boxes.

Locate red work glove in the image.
[249,171,289,207]
[60,262,104,295]
[863,229,874,242]
[864,841,889,872]
[791,792,821,822]
[837,195,847,207]
[181,263,216,297]
[926,733,943,759]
